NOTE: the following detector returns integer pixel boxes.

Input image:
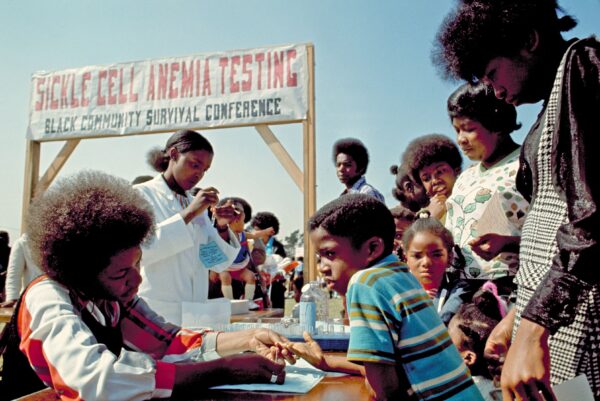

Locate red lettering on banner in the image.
[255,53,264,90]
[230,55,240,93]
[242,54,252,92]
[129,67,138,102]
[181,60,194,97]
[108,69,118,105]
[273,51,284,88]
[147,66,156,100]
[219,57,228,95]
[81,72,91,107]
[50,75,60,109]
[267,53,272,89]
[286,49,297,87]
[169,62,179,99]
[158,64,168,99]
[118,69,127,104]
[35,78,45,111]
[195,59,201,97]
[203,59,211,96]
[60,75,69,108]
[70,74,79,108]
[97,70,107,106]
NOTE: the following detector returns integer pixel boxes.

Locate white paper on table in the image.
[181,298,231,329]
[209,358,326,393]
[553,374,594,401]
[474,191,514,237]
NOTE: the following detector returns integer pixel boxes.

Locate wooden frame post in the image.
[304,44,317,283]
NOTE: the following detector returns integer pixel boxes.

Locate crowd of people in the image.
[1,0,599,400]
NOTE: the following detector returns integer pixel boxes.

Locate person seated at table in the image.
[0,171,292,401]
[293,193,483,400]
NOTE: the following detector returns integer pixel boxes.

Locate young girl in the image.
[216,196,273,307]
[403,134,463,222]
[134,129,241,325]
[0,171,290,400]
[448,283,507,400]
[402,212,463,324]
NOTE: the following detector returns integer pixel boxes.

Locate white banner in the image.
[27,44,309,141]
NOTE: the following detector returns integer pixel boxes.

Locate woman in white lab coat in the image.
[135,130,241,325]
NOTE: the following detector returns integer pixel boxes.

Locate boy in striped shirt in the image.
[308,194,483,401]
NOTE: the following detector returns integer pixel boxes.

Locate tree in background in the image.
[283,229,303,257]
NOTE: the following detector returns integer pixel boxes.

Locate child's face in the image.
[97,246,143,304]
[393,218,412,255]
[310,227,371,296]
[335,153,361,186]
[448,317,475,368]
[418,161,458,198]
[405,231,449,292]
[171,148,213,191]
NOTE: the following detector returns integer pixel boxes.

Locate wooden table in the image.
[230,308,284,323]
[0,306,14,323]
[15,374,368,401]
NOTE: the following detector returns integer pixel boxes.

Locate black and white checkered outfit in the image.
[513,45,600,395]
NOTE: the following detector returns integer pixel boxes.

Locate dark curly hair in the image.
[308,193,395,257]
[251,212,280,235]
[403,134,462,181]
[218,197,252,223]
[390,164,429,212]
[332,138,370,175]
[448,83,521,135]
[433,0,577,82]
[451,287,504,377]
[147,129,214,172]
[26,171,155,298]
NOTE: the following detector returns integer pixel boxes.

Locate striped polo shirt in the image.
[347,254,483,401]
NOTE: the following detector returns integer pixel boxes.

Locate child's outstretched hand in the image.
[285,331,327,371]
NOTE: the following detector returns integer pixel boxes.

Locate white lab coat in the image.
[135,175,240,325]
[4,234,43,301]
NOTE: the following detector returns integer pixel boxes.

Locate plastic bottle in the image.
[299,290,316,335]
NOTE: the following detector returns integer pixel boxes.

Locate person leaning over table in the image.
[435,0,600,399]
[0,171,292,401]
[288,194,483,401]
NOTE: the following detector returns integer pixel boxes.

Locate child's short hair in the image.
[26,170,155,296]
[332,138,370,174]
[402,213,454,254]
[390,204,415,223]
[448,83,521,135]
[251,212,280,235]
[218,197,252,223]
[451,285,504,377]
[308,193,395,256]
[403,134,462,182]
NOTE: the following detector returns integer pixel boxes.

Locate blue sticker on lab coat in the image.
[199,240,228,268]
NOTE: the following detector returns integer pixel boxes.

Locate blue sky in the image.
[1,0,599,243]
